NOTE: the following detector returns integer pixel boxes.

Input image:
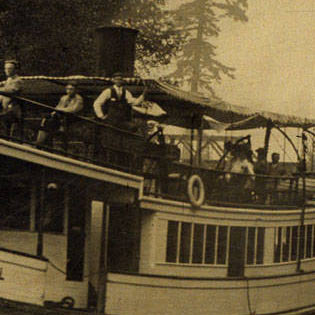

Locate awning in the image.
[13,75,315,130]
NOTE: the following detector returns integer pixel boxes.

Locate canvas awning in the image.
[14,75,315,130]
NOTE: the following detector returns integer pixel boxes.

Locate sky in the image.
[164,0,315,118]
[161,0,315,163]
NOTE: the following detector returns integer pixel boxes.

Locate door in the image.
[66,185,86,281]
[228,227,246,277]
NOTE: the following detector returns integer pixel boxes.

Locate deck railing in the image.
[143,159,305,208]
[0,95,146,174]
[0,93,309,208]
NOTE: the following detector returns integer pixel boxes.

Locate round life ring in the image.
[60,296,75,309]
[187,174,205,207]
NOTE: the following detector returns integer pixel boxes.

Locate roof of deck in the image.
[16,75,315,130]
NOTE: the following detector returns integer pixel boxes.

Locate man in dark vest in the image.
[93,72,147,131]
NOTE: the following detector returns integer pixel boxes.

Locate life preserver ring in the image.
[60,296,75,309]
[187,174,205,207]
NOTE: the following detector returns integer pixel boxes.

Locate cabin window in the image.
[166,222,264,266]
[166,221,228,265]
[245,227,265,265]
[0,178,31,230]
[192,224,204,264]
[179,222,191,263]
[166,221,179,263]
[217,226,228,264]
[205,225,216,264]
[274,225,315,263]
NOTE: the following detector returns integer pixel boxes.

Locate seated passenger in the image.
[0,60,22,136]
[35,83,83,146]
[93,72,148,132]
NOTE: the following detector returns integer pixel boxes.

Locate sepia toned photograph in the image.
[0,0,314,314]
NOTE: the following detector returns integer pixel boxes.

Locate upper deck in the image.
[1,88,313,211]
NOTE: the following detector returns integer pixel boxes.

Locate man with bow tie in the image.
[93,72,147,131]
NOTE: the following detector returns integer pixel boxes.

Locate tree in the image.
[0,0,182,76]
[171,0,248,96]
[112,0,183,74]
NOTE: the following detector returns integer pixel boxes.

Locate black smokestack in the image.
[95,26,139,77]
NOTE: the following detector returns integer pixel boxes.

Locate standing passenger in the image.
[268,153,285,176]
[93,72,147,132]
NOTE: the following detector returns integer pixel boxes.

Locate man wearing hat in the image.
[93,72,147,131]
[0,59,23,136]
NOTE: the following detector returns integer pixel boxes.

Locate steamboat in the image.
[1,26,315,315]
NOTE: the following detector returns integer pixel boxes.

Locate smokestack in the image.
[95,26,139,77]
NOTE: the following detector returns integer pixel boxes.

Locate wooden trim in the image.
[0,247,48,262]
[0,139,142,189]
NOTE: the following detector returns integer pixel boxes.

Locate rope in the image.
[48,260,66,275]
[246,278,256,315]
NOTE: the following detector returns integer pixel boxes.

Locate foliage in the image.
[171,0,248,96]
[0,0,182,76]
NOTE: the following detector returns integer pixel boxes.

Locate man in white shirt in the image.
[36,83,83,146]
[93,72,147,131]
[0,59,23,136]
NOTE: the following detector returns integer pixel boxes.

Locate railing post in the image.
[62,116,69,153]
[19,100,25,141]
[93,123,99,162]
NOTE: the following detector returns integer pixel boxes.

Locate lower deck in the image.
[1,141,315,314]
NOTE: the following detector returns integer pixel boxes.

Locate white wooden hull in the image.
[105,272,315,315]
[0,249,47,306]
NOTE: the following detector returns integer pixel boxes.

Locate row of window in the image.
[166,221,264,265]
[274,225,315,263]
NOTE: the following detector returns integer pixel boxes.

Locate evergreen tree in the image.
[172,0,248,96]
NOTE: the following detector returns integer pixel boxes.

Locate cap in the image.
[4,59,19,66]
[256,147,266,154]
[112,72,124,78]
[47,183,58,190]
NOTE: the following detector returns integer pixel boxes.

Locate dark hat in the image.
[112,72,124,78]
[256,147,266,154]
[272,152,280,157]
[4,59,19,66]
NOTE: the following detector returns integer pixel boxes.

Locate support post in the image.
[190,126,194,166]
[96,204,110,314]
[197,125,203,166]
[37,168,45,257]
[263,121,273,159]
[297,131,307,272]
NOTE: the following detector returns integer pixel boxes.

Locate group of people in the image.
[0,59,149,144]
[223,138,286,177]
[221,137,287,203]
[35,71,149,146]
